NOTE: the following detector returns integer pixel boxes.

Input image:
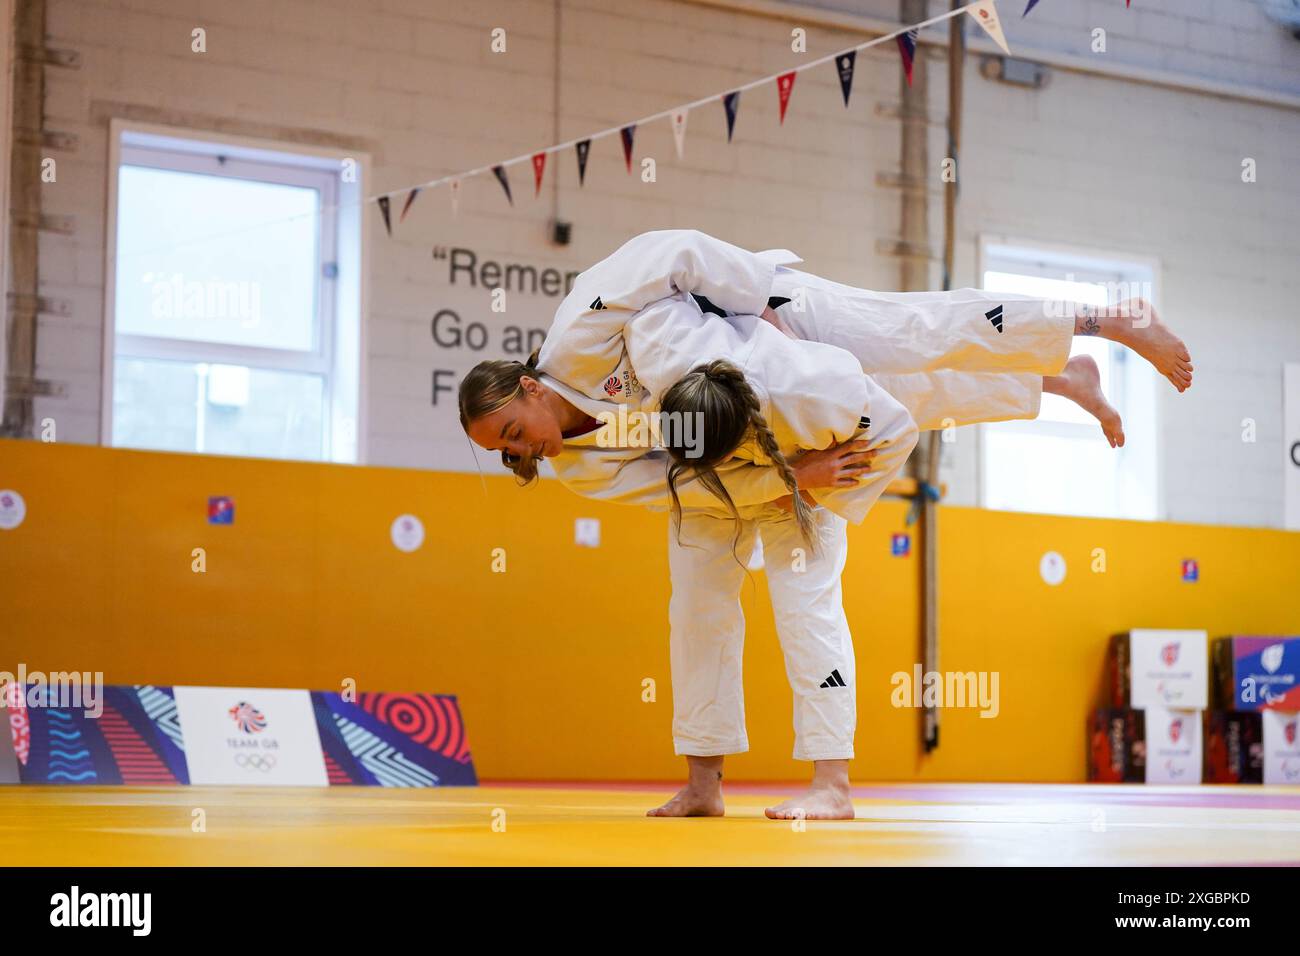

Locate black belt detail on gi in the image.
[692,293,792,316]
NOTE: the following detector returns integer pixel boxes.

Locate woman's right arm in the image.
[552,442,874,512]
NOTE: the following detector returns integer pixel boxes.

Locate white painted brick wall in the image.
[21,0,1300,528]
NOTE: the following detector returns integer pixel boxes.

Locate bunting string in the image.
[119,0,1135,257]
[387,0,990,215]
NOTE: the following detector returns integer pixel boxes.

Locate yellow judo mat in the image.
[4,781,1299,866]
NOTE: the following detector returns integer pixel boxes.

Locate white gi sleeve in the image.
[807,377,920,525]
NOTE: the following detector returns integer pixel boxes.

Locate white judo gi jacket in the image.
[537,229,919,524]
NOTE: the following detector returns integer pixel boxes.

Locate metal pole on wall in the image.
[919,1,966,754]
[898,0,929,292]
[899,0,938,752]
[943,0,964,298]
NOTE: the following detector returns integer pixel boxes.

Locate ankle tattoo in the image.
[1075,303,1101,336]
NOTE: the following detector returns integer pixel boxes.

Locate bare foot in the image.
[1049,355,1125,448]
[1104,298,1193,393]
[764,782,855,821]
[646,784,725,817]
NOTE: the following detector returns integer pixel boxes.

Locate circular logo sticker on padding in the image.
[1039,550,1066,586]
[390,514,424,552]
[0,490,26,530]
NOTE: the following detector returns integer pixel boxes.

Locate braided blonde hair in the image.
[659,359,819,552]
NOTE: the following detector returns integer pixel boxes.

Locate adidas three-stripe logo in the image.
[985,305,1004,333]
[820,669,847,688]
[590,296,606,311]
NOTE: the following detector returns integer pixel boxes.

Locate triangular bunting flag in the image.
[776,71,796,124]
[575,139,591,186]
[532,151,546,197]
[896,29,918,87]
[671,109,688,160]
[722,91,740,142]
[1023,0,1040,15]
[377,196,392,236]
[835,51,856,106]
[620,124,636,173]
[968,0,1011,55]
[492,164,513,206]
[399,187,420,223]
[449,178,461,216]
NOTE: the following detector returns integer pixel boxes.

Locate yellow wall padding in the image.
[2,439,1297,781]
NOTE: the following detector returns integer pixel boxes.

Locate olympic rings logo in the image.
[234,753,277,771]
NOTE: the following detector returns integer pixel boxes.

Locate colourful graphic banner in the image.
[313,691,476,787]
[4,683,476,788]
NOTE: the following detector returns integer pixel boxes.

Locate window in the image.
[103,123,364,462]
[978,238,1160,521]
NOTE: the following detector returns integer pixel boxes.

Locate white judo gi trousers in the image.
[668,269,1076,761]
[669,503,854,761]
[771,266,1077,430]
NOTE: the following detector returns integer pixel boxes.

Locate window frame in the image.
[975,233,1164,521]
[101,120,368,463]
